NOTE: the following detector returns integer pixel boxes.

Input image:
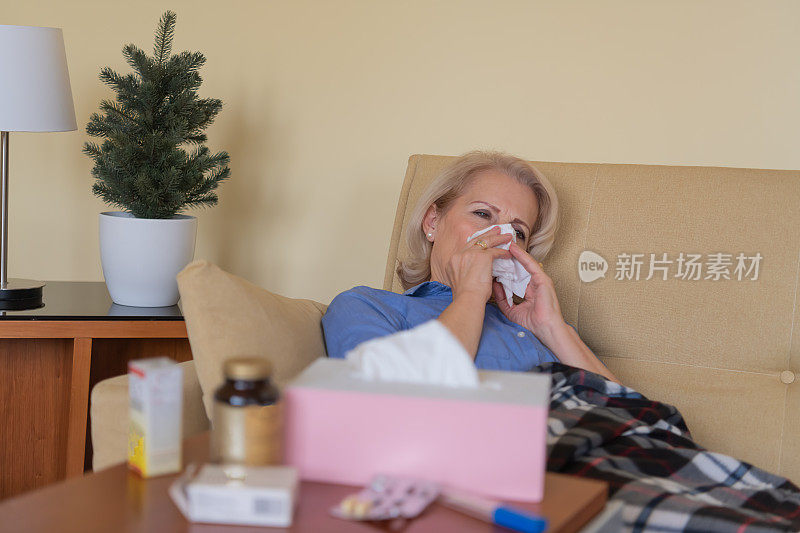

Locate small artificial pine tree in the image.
[84,11,230,219]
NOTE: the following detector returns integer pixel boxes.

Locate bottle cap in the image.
[223,357,272,380]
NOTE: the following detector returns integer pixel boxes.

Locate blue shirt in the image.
[321,280,563,372]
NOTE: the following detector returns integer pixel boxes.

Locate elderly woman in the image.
[322,150,619,384]
[319,152,800,529]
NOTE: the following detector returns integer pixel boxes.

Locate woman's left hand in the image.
[492,242,567,344]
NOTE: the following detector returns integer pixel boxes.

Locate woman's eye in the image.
[472,210,525,240]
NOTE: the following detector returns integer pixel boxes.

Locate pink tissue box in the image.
[284,358,550,502]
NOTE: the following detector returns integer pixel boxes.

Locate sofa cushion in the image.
[177,260,328,418]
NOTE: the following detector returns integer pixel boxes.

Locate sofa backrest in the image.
[384,154,800,482]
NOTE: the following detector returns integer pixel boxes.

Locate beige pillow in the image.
[177,260,328,418]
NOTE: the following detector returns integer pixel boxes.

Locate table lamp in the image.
[0,25,77,310]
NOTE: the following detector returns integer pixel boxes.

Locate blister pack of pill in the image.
[331,475,440,522]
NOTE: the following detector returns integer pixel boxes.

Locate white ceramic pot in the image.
[99,211,197,307]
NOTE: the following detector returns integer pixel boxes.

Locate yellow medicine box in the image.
[128,357,183,477]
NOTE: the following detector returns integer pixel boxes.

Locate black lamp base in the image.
[0,279,44,310]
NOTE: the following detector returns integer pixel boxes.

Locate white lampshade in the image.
[0,25,77,132]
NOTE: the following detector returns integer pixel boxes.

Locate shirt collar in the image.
[403,280,453,298]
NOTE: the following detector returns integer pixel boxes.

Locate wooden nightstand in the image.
[0,281,192,500]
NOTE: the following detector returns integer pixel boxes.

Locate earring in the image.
[427,232,433,241]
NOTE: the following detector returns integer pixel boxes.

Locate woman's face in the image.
[423,170,539,286]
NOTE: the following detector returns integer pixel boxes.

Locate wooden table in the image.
[0,282,192,500]
[0,433,608,533]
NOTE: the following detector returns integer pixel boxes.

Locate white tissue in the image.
[344,319,479,388]
[468,224,531,307]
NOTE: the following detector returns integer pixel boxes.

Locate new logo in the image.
[578,251,608,283]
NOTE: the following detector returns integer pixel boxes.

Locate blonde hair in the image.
[396,150,559,291]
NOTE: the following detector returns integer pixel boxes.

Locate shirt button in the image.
[517,331,526,338]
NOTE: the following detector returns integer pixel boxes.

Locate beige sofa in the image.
[91,154,800,485]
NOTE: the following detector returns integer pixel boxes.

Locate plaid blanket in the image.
[539,362,800,532]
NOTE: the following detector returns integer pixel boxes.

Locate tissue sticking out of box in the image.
[344,319,479,388]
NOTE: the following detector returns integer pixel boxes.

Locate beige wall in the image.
[4,0,800,304]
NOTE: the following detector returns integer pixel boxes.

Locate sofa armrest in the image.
[90,360,210,471]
